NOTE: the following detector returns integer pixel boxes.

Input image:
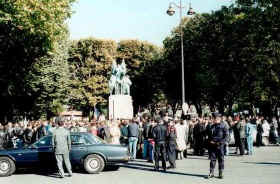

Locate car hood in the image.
[0,147,28,153]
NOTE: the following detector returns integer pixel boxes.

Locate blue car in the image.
[0,132,129,177]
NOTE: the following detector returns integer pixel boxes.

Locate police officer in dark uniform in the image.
[207,113,229,179]
[152,118,167,172]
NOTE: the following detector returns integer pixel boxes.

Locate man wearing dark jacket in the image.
[120,120,129,145]
[35,121,48,141]
[234,118,246,155]
[152,118,167,172]
[193,118,206,156]
[142,118,151,159]
[207,113,229,179]
[23,124,33,145]
[128,119,139,160]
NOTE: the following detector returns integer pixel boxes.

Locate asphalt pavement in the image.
[1,146,279,184]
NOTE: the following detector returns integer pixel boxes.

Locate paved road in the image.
[1,146,279,184]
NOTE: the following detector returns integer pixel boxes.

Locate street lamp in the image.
[167,1,195,105]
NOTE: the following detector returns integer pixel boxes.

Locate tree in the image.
[68,38,117,115]
[117,40,163,107]
[162,2,280,116]
[25,36,71,120]
[0,0,77,121]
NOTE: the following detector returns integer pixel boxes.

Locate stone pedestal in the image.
[109,95,133,120]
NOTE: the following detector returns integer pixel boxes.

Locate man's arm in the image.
[221,126,229,144]
[52,132,55,150]
[67,131,71,151]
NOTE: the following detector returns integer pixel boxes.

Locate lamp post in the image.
[167,1,195,105]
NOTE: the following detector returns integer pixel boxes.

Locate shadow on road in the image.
[121,162,206,178]
[125,162,155,168]
[242,162,280,166]
[15,168,63,178]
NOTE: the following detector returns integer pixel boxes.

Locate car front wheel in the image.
[84,154,105,174]
[0,157,16,177]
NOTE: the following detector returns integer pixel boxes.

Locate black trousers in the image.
[239,138,246,155]
[256,133,263,147]
[167,142,176,168]
[209,145,224,173]
[154,142,167,170]
[194,137,205,156]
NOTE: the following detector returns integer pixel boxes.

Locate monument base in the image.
[109,95,133,120]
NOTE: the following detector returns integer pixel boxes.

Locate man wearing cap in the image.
[152,118,167,172]
[207,113,229,179]
[52,117,72,178]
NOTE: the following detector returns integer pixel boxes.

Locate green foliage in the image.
[67,38,162,112]
[162,3,280,116]
[0,0,76,121]
[25,36,71,119]
[68,38,117,113]
[117,40,163,106]
[0,0,76,50]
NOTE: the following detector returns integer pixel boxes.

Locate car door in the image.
[11,146,39,167]
[35,136,57,168]
[70,135,89,165]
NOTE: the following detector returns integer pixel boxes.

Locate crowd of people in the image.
[0,113,279,153]
[0,110,279,178]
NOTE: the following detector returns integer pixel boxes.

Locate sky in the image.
[68,0,233,46]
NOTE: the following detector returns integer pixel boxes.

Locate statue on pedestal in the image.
[108,59,134,120]
[109,59,131,95]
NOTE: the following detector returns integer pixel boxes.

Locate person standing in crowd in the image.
[262,119,270,145]
[193,117,206,156]
[23,123,33,145]
[245,119,256,155]
[205,116,214,159]
[256,118,264,147]
[0,124,5,149]
[167,120,177,169]
[35,121,48,141]
[175,120,187,159]
[142,117,151,160]
[222,116,230,156]
[78,121,87,132]
[52,118,72,178]
[120,120,129,145]
[152,118,167,172]
[89,122,98,136]
[70,122,79,133]
[234,117,246,155]
[147,119,156,162]
[109,120,121,144]
[13,123,24,148]
[128,118,139,160]
[270,117,279,145]
[5,122,14,148]
[103,121,112,143]
[137,118,144,158]
[207,113,229,179]
[182,116,190,158]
